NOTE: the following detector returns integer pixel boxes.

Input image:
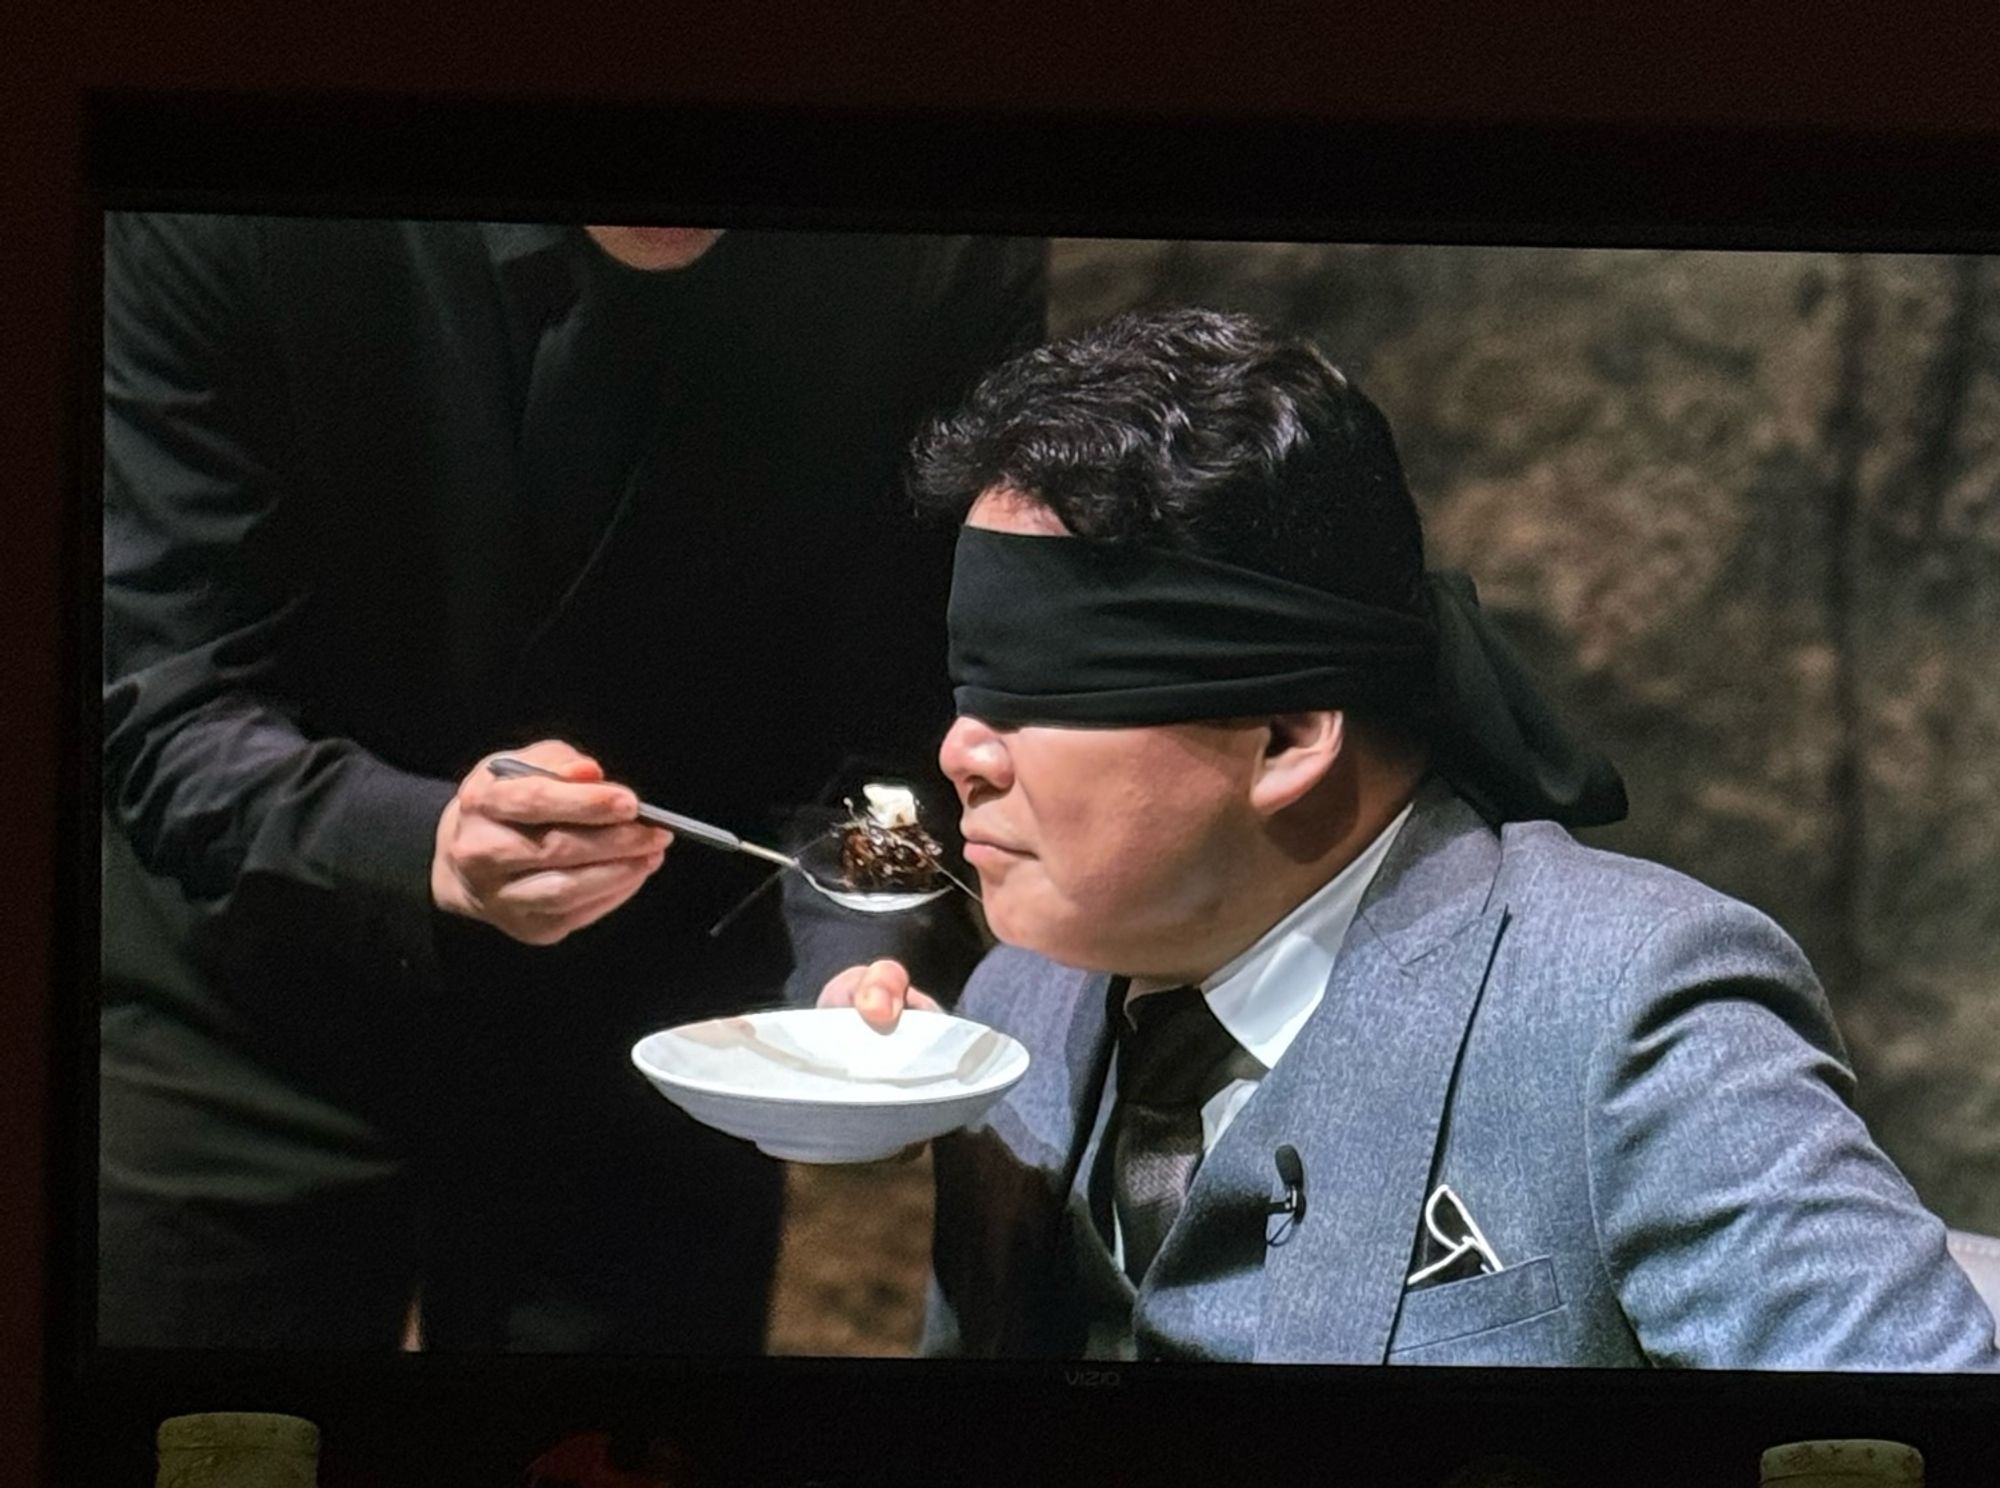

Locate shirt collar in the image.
[479,221,576,266]
[478,222,591,330]
[1165,801,1414,1070]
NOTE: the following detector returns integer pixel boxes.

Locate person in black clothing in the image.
[99,214,1045,1351]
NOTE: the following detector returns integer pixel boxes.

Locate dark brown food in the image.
[837,805,945,893]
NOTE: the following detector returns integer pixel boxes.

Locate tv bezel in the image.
[55,90,2000,1486]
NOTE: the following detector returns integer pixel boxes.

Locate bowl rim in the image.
[629,1008,1031,1109]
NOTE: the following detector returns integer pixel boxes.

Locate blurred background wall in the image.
[774,235,2000,1352]
[1053,238,2000,1232]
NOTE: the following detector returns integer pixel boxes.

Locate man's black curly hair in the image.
[907,306,1427,615]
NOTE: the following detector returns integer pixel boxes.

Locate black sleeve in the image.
[101,212,457,988]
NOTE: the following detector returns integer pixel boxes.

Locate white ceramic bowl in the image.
[630,1008,1031,1164]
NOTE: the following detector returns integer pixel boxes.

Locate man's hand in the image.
[432,740,671,946]
[818,958,942,1032]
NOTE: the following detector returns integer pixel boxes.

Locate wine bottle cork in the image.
[155,1412,320,1488]
[1759,1439,1923,1487]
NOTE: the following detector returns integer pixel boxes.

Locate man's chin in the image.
[981,895,1049,958]
[584,225,725,271]
[983,900,1118,975]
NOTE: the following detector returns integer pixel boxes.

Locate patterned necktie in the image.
[1110,985,1255,1282]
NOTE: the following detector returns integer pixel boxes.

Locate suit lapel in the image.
[1036,964,1122,1196]
[936,956,1118,1356]
[1244,786,1510,1362]
[504,234,680,670]
[1063,1003,1142,1357]
[982,957,1119,1186]
[410,223,558,721]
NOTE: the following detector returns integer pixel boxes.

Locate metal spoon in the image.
[485,755,958,914]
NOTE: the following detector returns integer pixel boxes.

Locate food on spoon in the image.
[838,784,945,893]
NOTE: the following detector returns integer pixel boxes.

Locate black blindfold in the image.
[947,527,1627,829]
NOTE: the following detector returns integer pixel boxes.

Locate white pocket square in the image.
[1406,1182,1505,1288]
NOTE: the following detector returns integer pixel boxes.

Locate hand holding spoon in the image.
[485,755,959,914]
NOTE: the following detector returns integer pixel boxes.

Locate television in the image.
[53,93,2000,1485]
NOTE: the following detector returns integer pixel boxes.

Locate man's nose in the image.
[939,714,1010,789]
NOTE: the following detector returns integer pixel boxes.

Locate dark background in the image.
[12,2,2000,1482]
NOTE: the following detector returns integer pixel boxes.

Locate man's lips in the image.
[961,827,1030,864]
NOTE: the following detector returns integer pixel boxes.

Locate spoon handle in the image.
[484,755,781,861]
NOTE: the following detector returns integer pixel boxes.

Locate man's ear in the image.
[1248,710,1344,817]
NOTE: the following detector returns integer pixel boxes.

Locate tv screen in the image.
[62,95,2000,1486]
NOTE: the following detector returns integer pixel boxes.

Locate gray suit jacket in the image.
[924,782,2000,1369]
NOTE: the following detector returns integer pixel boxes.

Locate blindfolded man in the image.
[823,307,1999,1369]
